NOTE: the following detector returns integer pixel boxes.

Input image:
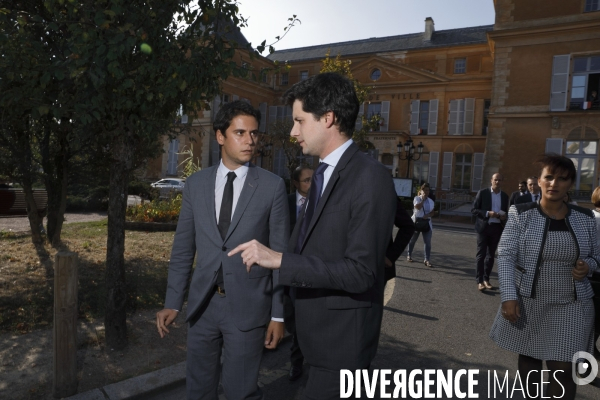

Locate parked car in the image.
[150,178,185,191]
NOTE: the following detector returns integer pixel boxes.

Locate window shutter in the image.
[355,103,365,131]
[428,99,438,135]
[167,139,179,175]
[471,153,485,192]
[269,106,278,126]
[286,106,293,121]
[380,101,390,132]
[550,55,570,111]
[232,94,239,101]
[212,95,221,121]
[428,151,439,189]
[410,100,420,135]
[545,138,564,155]
[259,103,267,132]
[463,98,475,135]
[448,100,459,135]
[441,152,453,190]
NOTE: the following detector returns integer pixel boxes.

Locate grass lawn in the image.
[0,219,178,334]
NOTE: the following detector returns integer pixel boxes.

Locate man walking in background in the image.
[472,173,509,292]
[156,101,289,399]
[229,72,397,399]
[515,176,541,204]
[508,180,527,207]
[285,165,313,381]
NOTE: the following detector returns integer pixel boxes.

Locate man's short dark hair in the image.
[519,181,527,186]
[283,72,359,137]
[421,182,431,189]
[292,165,313,182]
[527,176,538,182]
[213,100,261,136]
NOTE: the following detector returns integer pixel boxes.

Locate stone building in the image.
[485,0,600,202]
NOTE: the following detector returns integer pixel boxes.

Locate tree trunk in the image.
[104,133,132,350]
[22,180,43,245]
[43,122,69,247]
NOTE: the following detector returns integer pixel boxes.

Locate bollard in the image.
[53,252,78,398]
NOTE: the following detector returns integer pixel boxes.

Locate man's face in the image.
[491,174,503,191]
[527,178,540,195]
[293,169,313,197]
[290,100,327,158]
[217,115,258,170]
[518,183,527,193]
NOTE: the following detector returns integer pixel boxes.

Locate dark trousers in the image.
[475,223,503,283]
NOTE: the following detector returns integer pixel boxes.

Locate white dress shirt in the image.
[531,193,540,203]
[320,139,354,194]
[488,188,502,224]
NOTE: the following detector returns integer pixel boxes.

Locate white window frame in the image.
[280,73,289,86]
[454,58,466,74]
[471,153,485,192]
[448,98,475,135]
[452,153,472,191]
[566,140,598,192]
[167,139,179,176]
[410,99,438,135]
[441,152,453,190]
[585,0,600,12]
[428,152,439,189]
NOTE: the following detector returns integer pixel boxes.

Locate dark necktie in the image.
[295,163,328,253]
[532,194,538,202]
[217,171,236,286]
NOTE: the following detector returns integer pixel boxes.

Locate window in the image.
[222,94,230,103]
[370,69,381,81]
[280,72,289,86]
[268,105,293,126]
[454,58,466,74]
[566,140,597,191]
[367,103,382,132]
[448,98,475,135]
[260,68,268,84]
[482,100,491,135]
[300,70,309,81]
[241,62,251,79]
[413,154,430,184]
[452,153,472,190]
[410,100,439,135]
[569,56,600,110]
[167,139,179,176]
[585,0,600,12]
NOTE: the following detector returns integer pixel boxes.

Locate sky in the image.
[237,0,496,51]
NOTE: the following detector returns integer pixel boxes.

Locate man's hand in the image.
[156,308,178,338]
[501,300,520,323]
[264,320,284,349]
[572,259,590,281]
[384,257,393,268]
[228,240,283,272]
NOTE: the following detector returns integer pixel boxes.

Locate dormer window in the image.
[370,69,381,81]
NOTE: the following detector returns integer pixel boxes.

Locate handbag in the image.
[413,199,431,233]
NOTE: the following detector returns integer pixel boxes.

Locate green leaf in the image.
[55,70,65,80]
[179,81,187,91]
[38,105,50,115]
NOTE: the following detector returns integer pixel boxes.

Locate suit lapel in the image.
[299,143,358,252]
[225,164,258,242]
[205,166,221,240]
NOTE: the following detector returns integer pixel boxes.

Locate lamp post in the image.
[397,138,424,178]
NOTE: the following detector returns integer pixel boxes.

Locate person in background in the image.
[472,173,509,291]
[563,192,577,205]
[284,165,313,381]
[490,155,599,400]
[515,176,541,204]
[509,181,527,207]
[407,183,435,267]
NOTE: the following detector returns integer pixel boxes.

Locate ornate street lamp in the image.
[397,138,424,178]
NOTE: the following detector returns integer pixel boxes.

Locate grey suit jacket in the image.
[279,143,397,370]
[164,163,289,331]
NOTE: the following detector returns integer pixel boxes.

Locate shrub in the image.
[126,196,181,223]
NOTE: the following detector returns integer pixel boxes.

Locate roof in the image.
[267,25,494,63]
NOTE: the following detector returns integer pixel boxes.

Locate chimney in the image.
[424,17,435,41]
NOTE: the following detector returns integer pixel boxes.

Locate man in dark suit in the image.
[508,180,527,207]
[156,101,289,399]
[471,173,509,292]
[230,73,397,399]
[285,165,313,381]
[515,176,541,204]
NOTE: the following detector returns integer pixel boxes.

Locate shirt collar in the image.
[218,160,249,180]
[490,187,501,194]
[295,190,305,203]
[320,139,353,168]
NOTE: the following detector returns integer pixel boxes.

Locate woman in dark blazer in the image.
[490,155,600,400]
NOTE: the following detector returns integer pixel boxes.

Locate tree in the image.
[265,119,303,189]
[320,51,381,149]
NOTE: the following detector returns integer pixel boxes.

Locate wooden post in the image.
[53,252,78,398]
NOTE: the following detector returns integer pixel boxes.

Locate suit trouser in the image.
[186,291,265,400]
[283,289,304,368]
[475,223,503,283]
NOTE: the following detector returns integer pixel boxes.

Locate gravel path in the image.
[0,212,108,233]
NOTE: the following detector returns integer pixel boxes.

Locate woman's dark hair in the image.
[213,100,261,136]
[536,154,576,183]
[283,72,359,137]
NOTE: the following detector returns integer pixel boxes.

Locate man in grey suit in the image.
[230,73,397,400]
[156,101,289,399]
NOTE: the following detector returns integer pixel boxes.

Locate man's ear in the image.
[216,130,225,145]
[323,111,336,129]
